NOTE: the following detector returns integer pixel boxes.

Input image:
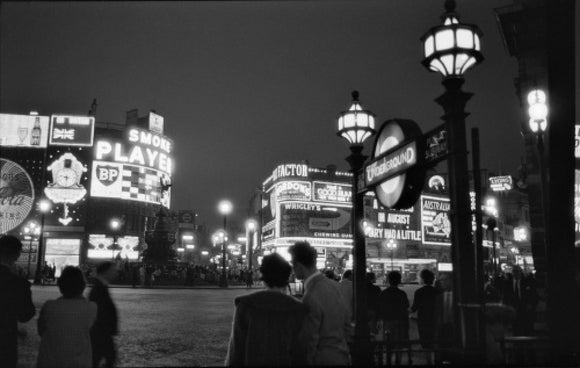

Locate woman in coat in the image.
[37,266,97,368]
[225,253,308,366]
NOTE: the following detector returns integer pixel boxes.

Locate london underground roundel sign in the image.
[366,119,426,209]
[0,158,35,233]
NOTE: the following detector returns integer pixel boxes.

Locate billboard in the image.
[91,127,173,207]
[49,115,95,146]
[279,201,351,239]
[88,234,139,260]
[149,112,164,134]
[275,180,311,202]
[0,114,49,148]
[489,175,513,192]
[0,159,35,233]
[421,194,451,246]
[313,181,352,203]
[367,204,421,243]
[91,161,171,207]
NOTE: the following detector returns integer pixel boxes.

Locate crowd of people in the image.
[1,235,119,368]
[2,233,543,367]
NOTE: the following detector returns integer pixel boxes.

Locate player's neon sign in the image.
[94,128,173,175]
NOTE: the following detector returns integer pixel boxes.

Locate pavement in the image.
[19,283,427,367]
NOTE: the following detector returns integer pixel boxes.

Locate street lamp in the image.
[23,221,40,279]
[246,219,257,271]
[34,199,51,284]
[421,0,483,353]
[386,239,397,272]
[110,218,122,259]
[217,200,233,287]
[484,196,499,276]
[527,88,549,233]
[337,90,376,366]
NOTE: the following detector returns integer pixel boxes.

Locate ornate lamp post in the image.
[421,0,483,355]
[336,90,376,366]
[34,199,51,284]
[527,89,549,232]
[217,200,233,288]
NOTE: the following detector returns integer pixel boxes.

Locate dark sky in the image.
[2,1,579,232]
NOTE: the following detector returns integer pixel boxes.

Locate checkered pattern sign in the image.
[90,160,170,208]
[121,166,170,207]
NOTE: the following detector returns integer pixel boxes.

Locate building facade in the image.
[0,109,175,278]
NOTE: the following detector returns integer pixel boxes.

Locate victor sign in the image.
[365,119,426,209]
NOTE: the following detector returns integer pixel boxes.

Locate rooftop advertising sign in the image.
[0,114,49,148]
[49,115,95,146]
[149,112,164,135]
[91,127,173,207]
[421,195,451,246]
[313,181,352,203]
[272,164,308,181]
[0,158,35,233]
[279,201,351,239]
[489,175,513,192]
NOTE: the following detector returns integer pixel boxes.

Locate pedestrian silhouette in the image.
[0,235,36,368]
[37,266,96,368]
[225,253,308,366]
[89,261,118,368]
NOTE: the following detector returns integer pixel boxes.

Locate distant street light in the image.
[110,218,122,259]
[23,221,40,279]
[218,200,233,287]
[386,239,397,272]
[34,199,51,284]
[246,219,257,271]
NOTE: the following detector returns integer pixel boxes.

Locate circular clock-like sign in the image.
[0,158,35,234]
[372,119,426,209]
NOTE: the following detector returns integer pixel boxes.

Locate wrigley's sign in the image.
[365,141,417,187]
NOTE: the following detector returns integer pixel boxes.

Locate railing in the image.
[372,338,453,367]
[498,336,551,366]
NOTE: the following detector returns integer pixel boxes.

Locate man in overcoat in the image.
[289,241,350,365]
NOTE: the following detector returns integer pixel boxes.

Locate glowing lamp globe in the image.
[527,89,548,133]
[421,0,483,78]
[218,200,233,215]
[337,91,376,146]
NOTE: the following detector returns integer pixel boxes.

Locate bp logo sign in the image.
[365,119,426,209]
[0,158,35,233]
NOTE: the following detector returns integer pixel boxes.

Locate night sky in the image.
[2,1,579,232]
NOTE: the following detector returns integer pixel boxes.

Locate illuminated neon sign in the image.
[272,164,308,181]
[95,128,173,175]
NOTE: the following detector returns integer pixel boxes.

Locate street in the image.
[18,284,423,367]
